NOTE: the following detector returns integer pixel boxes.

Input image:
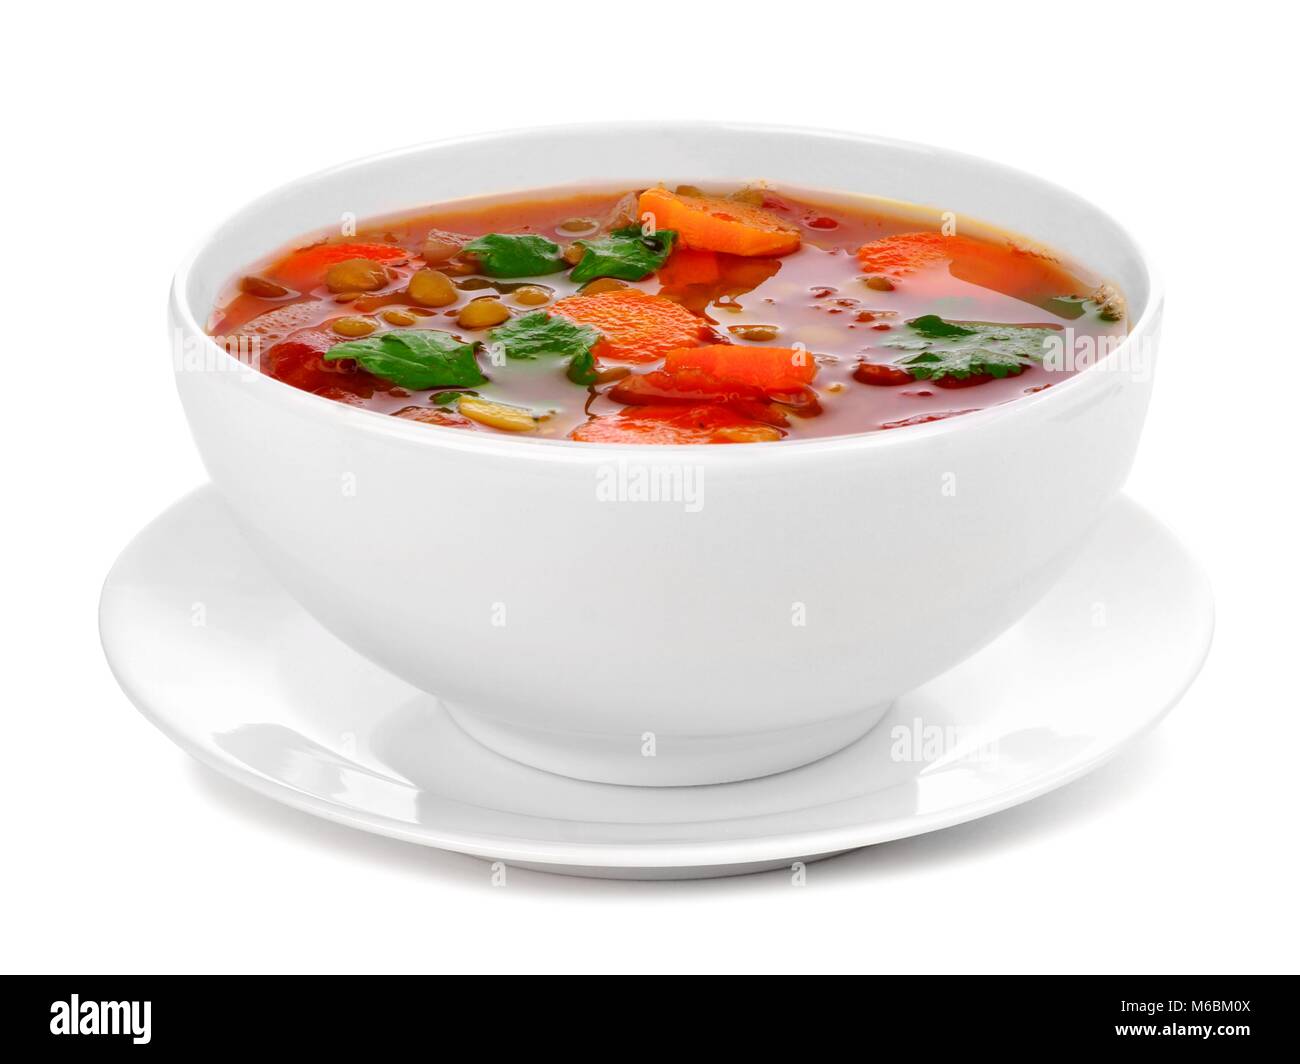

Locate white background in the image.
[3,2,1295,974]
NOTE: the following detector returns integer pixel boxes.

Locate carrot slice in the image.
[855,232,973,277]
[271,242,409,291]
[663,344,817,392]
[638,188,801,257]
[855,231,1074,302]
[550,289,711,363]
[570,404,785,444]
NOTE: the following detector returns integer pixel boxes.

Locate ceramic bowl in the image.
[170,122,1161,785]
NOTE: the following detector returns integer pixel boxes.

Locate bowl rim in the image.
[170,119,1163,461]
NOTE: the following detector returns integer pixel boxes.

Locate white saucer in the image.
[100,487,1212,879]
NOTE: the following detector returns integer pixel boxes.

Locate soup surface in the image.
[209,184,1127,443]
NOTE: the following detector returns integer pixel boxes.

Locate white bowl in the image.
[170,123,1161,786]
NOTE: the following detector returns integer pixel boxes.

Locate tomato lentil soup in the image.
[209,184,1127,443]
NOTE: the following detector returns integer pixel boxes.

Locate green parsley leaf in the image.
[566,349,599,386]
[884,314,1056,381]
[569,226,678,282]
[487,311,601,385]
[430,389,478,405]
[487,311,599,361]
[462,233,565,277]
[325,329,486,390]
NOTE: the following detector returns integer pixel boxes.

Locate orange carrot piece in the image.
[854,232,971,277]
[855,231,1075,301]
[550,289,711,363]
[569,405,785,444]
[638,188,801,257]
[271,242,409,291]
[663,344,818,392]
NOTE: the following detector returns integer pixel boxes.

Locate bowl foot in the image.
[442,701,893,787]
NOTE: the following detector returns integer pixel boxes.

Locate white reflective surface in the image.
[100,487,1211,878]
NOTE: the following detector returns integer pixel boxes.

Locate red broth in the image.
[208,185,1127,443]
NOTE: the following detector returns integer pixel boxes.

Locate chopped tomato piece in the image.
[610,369,815,425]
[638,188,801,257]
[264,326,380,396]
[853,361,914,386]
[609,368,764,406]
[550,289,711,363]
[663,344,817,392]
[607,369,789,426]
[271,242,408,291]
[570,404,785,444]
[933,373,998,389]
[721,399,790,427]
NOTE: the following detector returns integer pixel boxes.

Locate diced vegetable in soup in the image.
[209,184,1128,443]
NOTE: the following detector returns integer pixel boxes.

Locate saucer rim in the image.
[100,489,1214,872]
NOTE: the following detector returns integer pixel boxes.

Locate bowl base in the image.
[442,701,893,787]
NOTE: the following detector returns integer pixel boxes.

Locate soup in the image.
[208,184,1127,443]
